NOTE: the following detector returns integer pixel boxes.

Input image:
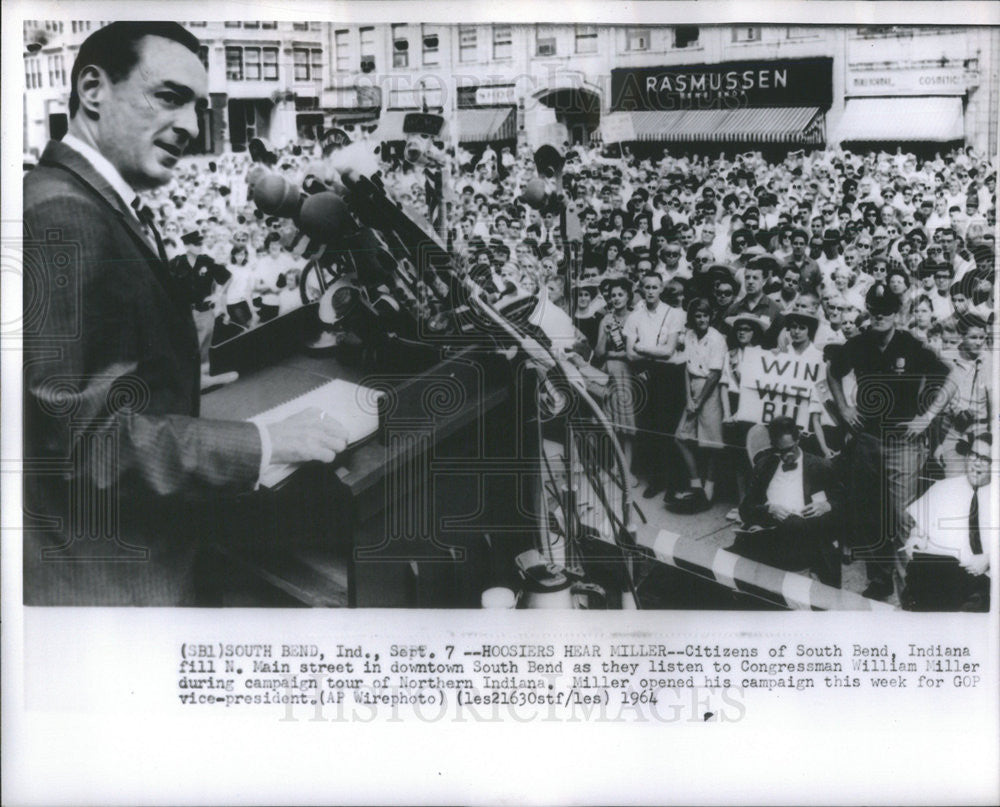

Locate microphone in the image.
[299,192,354,242]
[521,177,549,209]
[253,173,305,219]
[246,165,271,199]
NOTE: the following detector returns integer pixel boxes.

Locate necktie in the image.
[969,488,982,555]
[131,197,168,263]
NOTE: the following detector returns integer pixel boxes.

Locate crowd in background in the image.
[135,133,996,607]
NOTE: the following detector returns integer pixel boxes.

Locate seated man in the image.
[901,433,992,611]
[731,416,843,587]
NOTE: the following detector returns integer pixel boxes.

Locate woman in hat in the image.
[720,312,770,519]
[672,298,727,512]
[594,276,638,469]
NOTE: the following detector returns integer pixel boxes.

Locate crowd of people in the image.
[141,131,995,609]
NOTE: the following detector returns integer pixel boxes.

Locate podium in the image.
[198,344,535,607]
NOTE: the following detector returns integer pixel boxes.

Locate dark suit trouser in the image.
[843,432,926,589]
[731,514,841,587]
[901,553,990,611]
[634,362,686,493]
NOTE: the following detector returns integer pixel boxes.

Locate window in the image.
[188,21,207,27]
[536,25,556,56]
[674,25,699,48]
[422,26,439,66]
[245,47,262,81]
[225,22,241,28]
[293,47,322,81]
[360,26,375,72]
[492,24,512,60]
[225,46,243,80]
[47,54,66,87]
[392,24,409,68]
[262,22,277,29]
[459,25,477,61]
[626,27,650,51]
[293,22,309,31]
[242,21,259,29]
[732,26,761,42]
[334,29,350,72]
[575,24,598,53]
[25,57,42,90]
[786,26,815,38]
[224,47,278,82]
[197,46,209,71]
[262,48,278,80]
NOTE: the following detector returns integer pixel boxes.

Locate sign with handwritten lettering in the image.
[735,351,824,429]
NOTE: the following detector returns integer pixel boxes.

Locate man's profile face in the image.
[95,36,208,190]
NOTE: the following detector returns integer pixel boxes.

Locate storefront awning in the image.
[456,107,517,143]
[834,97,964,143]
[609,106,825,144]
[373,110,409,141]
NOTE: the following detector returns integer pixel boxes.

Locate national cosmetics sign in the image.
[611,57,834,112]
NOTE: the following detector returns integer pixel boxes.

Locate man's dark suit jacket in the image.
[739,448,842,527]
[23,140,262,605]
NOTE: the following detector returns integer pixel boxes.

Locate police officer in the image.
[827,283,950,601]
[170,231,231,361]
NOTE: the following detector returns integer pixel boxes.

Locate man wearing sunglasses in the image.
[827,283,950,602]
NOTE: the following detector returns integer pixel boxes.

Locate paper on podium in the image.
[249,378,383,488]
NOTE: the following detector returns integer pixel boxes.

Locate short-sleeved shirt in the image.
[624,302,685,363]
[828,328,949,437]
[684,326,727,378]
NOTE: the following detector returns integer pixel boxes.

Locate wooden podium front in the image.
[198,346,535,607]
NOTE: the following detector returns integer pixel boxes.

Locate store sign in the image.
[846,65,967,96]
[475,85,516,106]
[611,57,833,111]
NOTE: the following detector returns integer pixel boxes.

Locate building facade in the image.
[22,22,999,157]
[22,20,327,157]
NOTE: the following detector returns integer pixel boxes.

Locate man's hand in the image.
[802,499,831,518]
[267,408,348,465]
[961,554,990,576]
[904,413,932,440]
[200,367,239,393]
[767,503,793,522]
[840,405,862,430]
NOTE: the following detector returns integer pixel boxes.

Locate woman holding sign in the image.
[671,298,727,513]
[721,313,771,520]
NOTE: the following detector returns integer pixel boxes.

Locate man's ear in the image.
[76,65,106,120]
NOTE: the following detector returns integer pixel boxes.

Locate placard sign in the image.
[734,350,824,430]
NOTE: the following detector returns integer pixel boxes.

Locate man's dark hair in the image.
[70,22,201,117]
[767,415,800,445]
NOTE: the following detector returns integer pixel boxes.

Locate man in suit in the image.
[901,433,991,611]
[23,22,348,605]
[731,416,843,587]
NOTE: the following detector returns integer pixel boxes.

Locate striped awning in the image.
[621,106,825,144]
[834,96,964,143]
[456,107,517,143]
